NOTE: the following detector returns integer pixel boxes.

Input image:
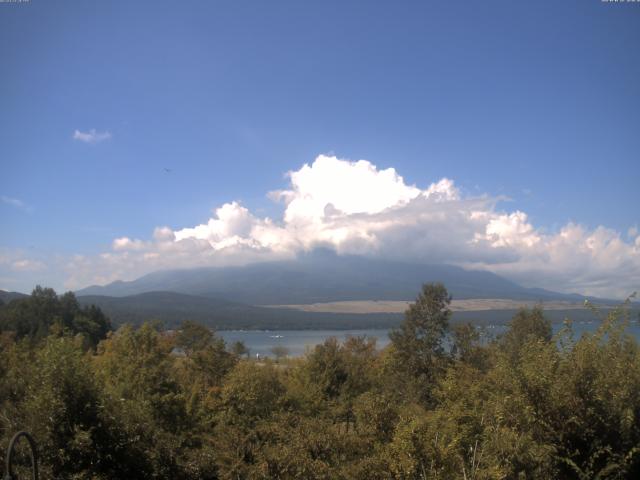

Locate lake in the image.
[219,320,640,358]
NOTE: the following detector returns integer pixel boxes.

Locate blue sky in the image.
[1,0,639,296]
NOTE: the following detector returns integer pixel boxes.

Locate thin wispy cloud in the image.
[73,129,112,144]
[11,259,46,272]
[1,196,33,213]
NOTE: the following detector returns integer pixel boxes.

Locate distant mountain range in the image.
[4,253,616,329]
[0,290,28,304]
[76,252,595,304]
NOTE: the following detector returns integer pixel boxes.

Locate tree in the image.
[69,303,112,348]
[0,287,111,346]
[18,336,123,479]
[500,306,552,360]
[389,282,451,404]
[271,345,290,361]
[304,337,348,400]
[231,340,249,358]
[93,323,191,477]
[175,320,236,386]
[0,286,58,340]
[451,322,492,371]
[174,321,236,422]
[175,320,214,354]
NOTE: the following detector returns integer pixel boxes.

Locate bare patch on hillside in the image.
[263,299,603,314]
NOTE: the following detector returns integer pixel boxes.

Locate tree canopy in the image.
[1,284,639,479]
[0,286,111,347]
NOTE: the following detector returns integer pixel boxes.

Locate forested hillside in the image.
[1,284,639,479]
[76,291,403,330]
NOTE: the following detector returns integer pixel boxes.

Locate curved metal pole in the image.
[4,431,38,480]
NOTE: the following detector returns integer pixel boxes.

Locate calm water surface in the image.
[219,321,640,358]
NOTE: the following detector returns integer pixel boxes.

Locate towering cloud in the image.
[64,155,640,298]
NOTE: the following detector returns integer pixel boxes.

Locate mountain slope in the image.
[76,253,593,304]
[77,291,402,330]
[0,290,28,304]
[75,291,621,330]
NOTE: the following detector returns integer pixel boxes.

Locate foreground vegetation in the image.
[1,285,639,479]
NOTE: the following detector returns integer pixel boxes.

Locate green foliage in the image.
[93,323,197,478]
[451,322,493,371]
[0,286,111,347]
[500,305,552,360]
[213,362,289,478]
[1,285,640,479]
[23,337,101,473]
[389,282,452,404]
[231,340,250,357]
[175,320,215,354]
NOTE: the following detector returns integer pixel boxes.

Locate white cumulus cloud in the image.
[63,155,640,298]
[73,129,112,144]
[112,237,146,251]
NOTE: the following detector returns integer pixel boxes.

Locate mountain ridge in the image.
[0,290,29,304]
[76,254,602,304]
